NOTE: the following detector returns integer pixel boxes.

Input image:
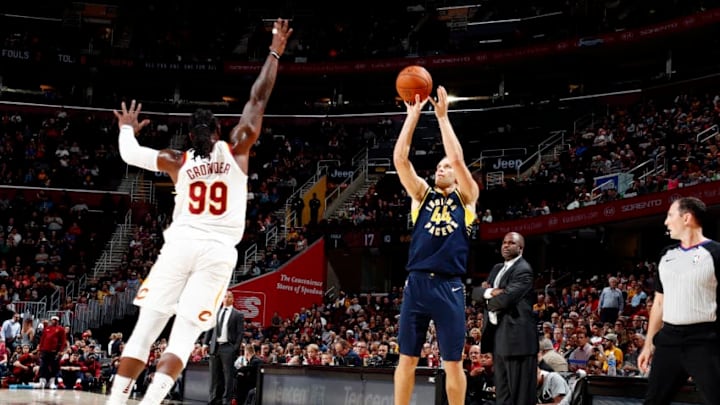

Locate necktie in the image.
[494,263,510,288]
[489,264,509,325]
[217,308,227,337]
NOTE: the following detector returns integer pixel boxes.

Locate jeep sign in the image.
[491,158,523,171]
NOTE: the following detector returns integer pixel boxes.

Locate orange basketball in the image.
[395,65,433,103]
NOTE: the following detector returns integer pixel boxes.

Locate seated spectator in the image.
[466,346,494,404]
[481,209,493,223]
[568,331,592,371]
[538,338,568,373]
[12,344,38,384]
[536,367,570,404]
[621,338,641,377]
[334,338,361,366]
[83,352,102,390]
[320,352,335,366]
[236,344,263,405]
[601,333,622,375]
[0,341,8,377]
[57,351,86,389]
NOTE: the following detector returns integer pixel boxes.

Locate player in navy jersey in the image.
[392,88,479,405]
[639,196,720,404]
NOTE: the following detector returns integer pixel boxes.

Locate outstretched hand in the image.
[428,86,448,119]
[113,100,150,134]
[404,94,429,116]
[269,18,293,56]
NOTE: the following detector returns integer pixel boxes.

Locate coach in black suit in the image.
[203,290,245,405]
[472,232,538,405]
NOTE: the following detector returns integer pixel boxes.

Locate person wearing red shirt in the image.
[12,344,38,384]
[37,315,67,389]
[303,344,322,365]
[58,351,87,389]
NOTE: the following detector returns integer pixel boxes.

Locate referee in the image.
[638,196,720,405]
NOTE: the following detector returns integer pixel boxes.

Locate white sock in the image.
[106,375,135,405]
[138,373,175,405]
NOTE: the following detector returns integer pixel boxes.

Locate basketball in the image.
[395,65,433,103]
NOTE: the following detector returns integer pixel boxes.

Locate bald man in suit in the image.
[472,232,538,405]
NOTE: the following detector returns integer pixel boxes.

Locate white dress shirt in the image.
[485,255,522,324]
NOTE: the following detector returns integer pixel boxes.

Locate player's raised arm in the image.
[229,18,293,164]
[429,86,479,206]
[393,94,430,203]
[115,100,156,171]
[114,100,184,183]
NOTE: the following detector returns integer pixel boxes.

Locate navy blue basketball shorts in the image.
[398,271,466,361]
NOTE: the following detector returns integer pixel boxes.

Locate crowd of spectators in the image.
[482,92,720,221]
[0,185,120,308]
[0,1,710,64]
[0,108,127,190]
[329,91,720,227]
[0,311,106,390]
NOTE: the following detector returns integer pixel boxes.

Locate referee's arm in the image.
[638,292,664,372]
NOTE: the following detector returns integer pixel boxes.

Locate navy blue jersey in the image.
[406,187,476,276]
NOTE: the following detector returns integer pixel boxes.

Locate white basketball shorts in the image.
[133,238,237,329]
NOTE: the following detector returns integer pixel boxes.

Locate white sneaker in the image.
[39,378,47,388]
[49,383,58,390]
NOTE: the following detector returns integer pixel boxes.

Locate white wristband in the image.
[118,125,159,172]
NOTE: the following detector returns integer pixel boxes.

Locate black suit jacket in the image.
[203,307,244,354]
[474,256,538,357]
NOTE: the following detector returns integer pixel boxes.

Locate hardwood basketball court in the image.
[0,389,199,405]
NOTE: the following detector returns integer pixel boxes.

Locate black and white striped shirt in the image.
[656,240,720,325]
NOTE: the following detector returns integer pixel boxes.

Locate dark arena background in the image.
[0,0,719,404]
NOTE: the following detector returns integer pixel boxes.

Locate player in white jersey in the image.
[106,18,293,405]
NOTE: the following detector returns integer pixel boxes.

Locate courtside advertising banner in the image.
[231,239,326,326]
[480,181,720,240]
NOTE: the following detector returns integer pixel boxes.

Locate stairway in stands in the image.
[90,172,154,282]
[328,174,381,221]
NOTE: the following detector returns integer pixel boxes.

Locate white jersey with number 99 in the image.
[165,141,247,246]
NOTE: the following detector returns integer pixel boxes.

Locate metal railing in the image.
[265,226,278,250]
[48,287,62,312]
[13,300,47,323]
[68,286,139,334]
[324,160,368,219]
[91,210,132,276]
[591,151,667,199]
[351,148,369,180]
[697,124,719,143]
[573,112,596,135]
[280,166,329,240]
[244,244,258,271]
[129,175,155,204]
[517,130,566,179]
[65,280,78,301]
[638,151,667,180]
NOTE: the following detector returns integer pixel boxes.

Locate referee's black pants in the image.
[644,322,720,405]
